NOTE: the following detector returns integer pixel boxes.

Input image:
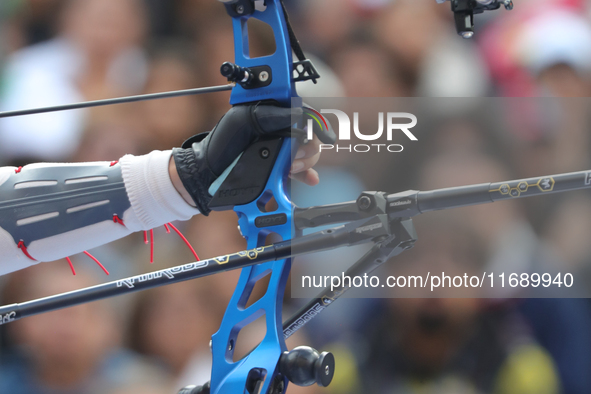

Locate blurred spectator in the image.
[516,10,591,97]
[139,42,209,151]
[191,15,233,121]
[0,0,148,163]
[73,105,149,163]
[142,0,229,39]
[8,0,63,45]
[329,38,410,97]
[0,0,27,66]
[300,0,359,60]
[358,218,561,394]
[0,263,171,394]
[129,279,223,391]
[519,296,591,394]
[373,0,490,97]
[480,2,591,97]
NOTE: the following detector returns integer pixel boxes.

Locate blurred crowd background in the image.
[0,0,591,393]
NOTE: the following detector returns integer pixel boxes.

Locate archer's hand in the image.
[290,133,321,186]
[171,104,322,215]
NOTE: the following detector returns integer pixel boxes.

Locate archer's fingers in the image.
[291,153,320,174]
[294,134,320,160]
[290,168,320,186]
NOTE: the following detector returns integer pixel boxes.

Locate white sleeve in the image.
[0,150,200,275]
[120,150,200,231]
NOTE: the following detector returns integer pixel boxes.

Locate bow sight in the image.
[438,0,514,38]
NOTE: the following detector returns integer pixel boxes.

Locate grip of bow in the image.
[209,1,310,394]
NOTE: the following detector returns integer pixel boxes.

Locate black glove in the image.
[173,104,302,215]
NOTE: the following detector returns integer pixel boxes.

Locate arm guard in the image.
[0,150,200,274]
[0,162,130,248]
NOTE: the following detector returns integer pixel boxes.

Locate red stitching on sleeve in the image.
[149,229,154,264]
[113,215,125,226]
[83,251,109,275]
[167,223,200,261]
[66,257,76,276]
[17,241,36,261]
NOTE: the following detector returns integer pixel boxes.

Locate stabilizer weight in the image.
[279,346,335,388]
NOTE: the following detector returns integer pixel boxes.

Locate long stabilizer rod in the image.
[415,170,591,213]
[295,170,591,230]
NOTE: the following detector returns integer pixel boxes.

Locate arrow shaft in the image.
[0,84,234,118]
